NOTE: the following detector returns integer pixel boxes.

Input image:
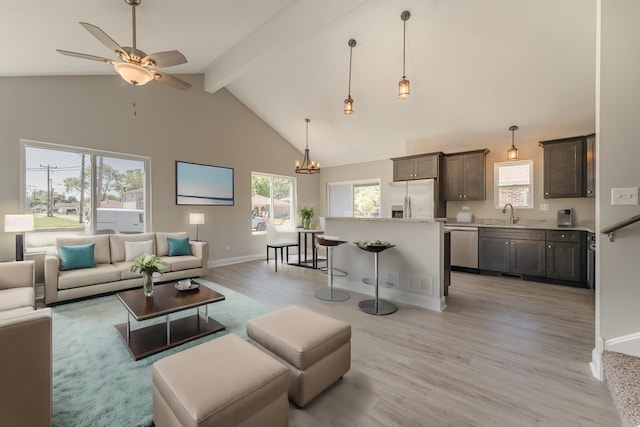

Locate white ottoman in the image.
[247,306,351,407]
[152,333,290,427]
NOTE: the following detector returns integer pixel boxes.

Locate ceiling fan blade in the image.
[143,50,188,68]
[152,71,191,90]
[79,22,129,60]
[56,49,115,64]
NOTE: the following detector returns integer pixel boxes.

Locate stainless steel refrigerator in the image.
[388,179,446,219]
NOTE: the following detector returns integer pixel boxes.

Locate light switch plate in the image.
[611,187,639,205]
[540,204,549,211]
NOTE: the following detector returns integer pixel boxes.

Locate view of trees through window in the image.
[328,181,380,218]
[23,143,148,251]
[251,173,295,231]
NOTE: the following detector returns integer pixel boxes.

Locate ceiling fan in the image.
[57,0,191,90]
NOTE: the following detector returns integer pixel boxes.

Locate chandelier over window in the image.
[398,10,411,99]
[295,118,320,174]
[344,39,357,115]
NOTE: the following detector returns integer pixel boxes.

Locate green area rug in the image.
[52,280,272,427]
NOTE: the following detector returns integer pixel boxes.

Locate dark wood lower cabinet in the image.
[478,227,588,286]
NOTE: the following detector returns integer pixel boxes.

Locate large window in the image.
[251,172,296,232]
[328,180,381,218]
[494,160,533,208]
[21,140,150,252]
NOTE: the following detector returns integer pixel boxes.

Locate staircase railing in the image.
[601,213,640,242]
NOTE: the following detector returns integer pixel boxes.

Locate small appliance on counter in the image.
[557,209,573,227]
[456,208,474,223]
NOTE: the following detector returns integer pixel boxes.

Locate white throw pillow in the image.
[124,240,154,262]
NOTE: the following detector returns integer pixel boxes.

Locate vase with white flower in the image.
[130,254,166,297]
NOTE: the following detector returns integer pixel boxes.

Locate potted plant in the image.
[130,254,167,297]
[300,205,315,230]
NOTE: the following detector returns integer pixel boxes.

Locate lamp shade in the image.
[189,213,205,225]
[4,214,34,232]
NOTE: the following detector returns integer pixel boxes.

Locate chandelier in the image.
[295,118,320,174]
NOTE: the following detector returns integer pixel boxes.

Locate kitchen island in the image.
[324,217,447,312]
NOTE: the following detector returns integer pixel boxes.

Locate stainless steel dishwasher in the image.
[445,226,479,270]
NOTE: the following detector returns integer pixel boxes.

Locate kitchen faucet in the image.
[502,203,518,224]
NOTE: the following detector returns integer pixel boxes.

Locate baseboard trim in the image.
[591,347,603,380]
[209,254,262,268]
[604,331,640,357]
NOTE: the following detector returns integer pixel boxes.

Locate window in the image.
[21,140,150,252]
[251,172,296,232]
[494,160,533,209]
[328,180,380,218]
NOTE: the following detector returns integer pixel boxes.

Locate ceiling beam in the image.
[203,0,370,94]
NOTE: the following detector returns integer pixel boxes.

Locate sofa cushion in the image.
[0,306,34,321]
[57,264,121,290]
[160,256,202,272]
[124,240,154,261]
[56,235,111,265]
[167,237,191,256]
[59,243,96,271]
[0,288,34,312]
[113,261,144,281]
[156,232,188,257]
[110,233,156,263]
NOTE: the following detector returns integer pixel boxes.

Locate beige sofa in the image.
[0,308,52,427]
[0,260,36,320]
[44,232,208,305]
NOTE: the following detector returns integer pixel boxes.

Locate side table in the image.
[355,242,397,315]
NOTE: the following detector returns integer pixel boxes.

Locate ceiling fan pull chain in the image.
[132,83,137,116]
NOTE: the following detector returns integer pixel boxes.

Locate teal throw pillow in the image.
[59,243,96,271]
[167,236,191,256]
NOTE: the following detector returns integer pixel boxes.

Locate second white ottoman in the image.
[247,306,351,407]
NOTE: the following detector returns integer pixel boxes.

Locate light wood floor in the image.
[207,260,619,427]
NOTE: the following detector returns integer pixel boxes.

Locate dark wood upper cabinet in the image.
[443,149,488,201]
[391,152,442,181]
[539,135,594,199]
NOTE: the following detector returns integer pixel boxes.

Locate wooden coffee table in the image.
[115,281,225,360]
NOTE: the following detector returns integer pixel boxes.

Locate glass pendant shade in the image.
[398,78,410,99]
[114,62,153,86]
[344,96,353,115]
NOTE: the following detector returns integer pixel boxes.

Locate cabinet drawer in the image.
[479,227,545,241]
[546,230,585,243]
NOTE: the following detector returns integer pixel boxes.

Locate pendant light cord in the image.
[348,45,353,96]
[402,18,407,78]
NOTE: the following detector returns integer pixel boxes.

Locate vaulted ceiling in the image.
[1,0,596,167]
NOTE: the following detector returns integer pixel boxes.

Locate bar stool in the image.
[314,235,350,301]
[355,241,397,315]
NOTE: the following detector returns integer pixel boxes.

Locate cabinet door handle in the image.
[505,241,510,245]
[561,234,565,238]
[548,244,552,248]
[545,192,549,195]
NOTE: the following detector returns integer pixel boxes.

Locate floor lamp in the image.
[189,213,205,241]
[4,214,34,261]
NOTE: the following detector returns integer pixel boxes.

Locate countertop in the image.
[444,218,595,233]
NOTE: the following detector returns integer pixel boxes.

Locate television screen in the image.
[176,161,234,206]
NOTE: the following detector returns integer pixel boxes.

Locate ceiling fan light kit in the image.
[57,0,191,90]
[398,10,411,99]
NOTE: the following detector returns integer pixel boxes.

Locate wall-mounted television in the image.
[176,161,234,206]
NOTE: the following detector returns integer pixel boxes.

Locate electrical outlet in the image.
[611,187,639,205]
[540,204,549,211]
[224,245,231,250]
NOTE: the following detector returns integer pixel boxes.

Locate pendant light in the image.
[344,39,357,115]
[398,10,411,99]
[295,118,320,174]
[508,125,519,160]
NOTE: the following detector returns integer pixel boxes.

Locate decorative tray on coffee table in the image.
[175,279,200,291]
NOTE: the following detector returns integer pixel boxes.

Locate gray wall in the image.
[0,75,319,264]
[597,0,640,350]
